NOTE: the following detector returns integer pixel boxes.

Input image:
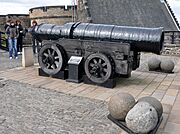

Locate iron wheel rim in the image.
[85,53,112,84]
[38,43,63,75]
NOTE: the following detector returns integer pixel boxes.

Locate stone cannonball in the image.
[160,59,175,73]
[108,93,136,120]
[138,96,163,119]
[125,102,158,134]
[148,57,161,71]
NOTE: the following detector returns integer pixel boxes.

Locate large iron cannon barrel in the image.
[73,23,164,54]
[32,22,164,54]
[32,23,63,41]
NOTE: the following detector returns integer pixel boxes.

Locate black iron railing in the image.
[0,31,8,51]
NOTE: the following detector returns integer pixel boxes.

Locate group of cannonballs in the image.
[108,93,163,134]
[148,57,175,73]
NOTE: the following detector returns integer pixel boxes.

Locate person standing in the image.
[4,19,11,50]
[6,20,19,59]
[4,19,11,31]
[16,20,24,54]
[31,20,40,54]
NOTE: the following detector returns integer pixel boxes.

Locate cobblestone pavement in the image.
[0,50,22,71]
[0,80,119,134]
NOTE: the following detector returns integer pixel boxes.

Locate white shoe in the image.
[18,52,21,55]
[9,57,12,59]
[15,57,18,59]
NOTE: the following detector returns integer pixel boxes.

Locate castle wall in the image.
[29,6,77,25]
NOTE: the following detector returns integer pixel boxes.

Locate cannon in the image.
[31,22,164,87]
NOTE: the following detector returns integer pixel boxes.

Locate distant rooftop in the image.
[86,0,179,31]
[29,5,77,12]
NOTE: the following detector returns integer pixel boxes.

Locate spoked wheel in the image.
[84,53,113,84]
[38,43,66,75]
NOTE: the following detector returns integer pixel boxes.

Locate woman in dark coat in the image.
[31,20,40,54]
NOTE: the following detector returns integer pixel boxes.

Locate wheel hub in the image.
[47,54,55,65]
[91,63,103,77]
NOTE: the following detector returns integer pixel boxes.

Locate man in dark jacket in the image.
[6,20,19,59]
[16,20,24,54]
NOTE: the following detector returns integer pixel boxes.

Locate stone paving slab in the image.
[164,122,180,134]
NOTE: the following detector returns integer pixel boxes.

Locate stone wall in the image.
[162,44,180,56]
[29,6,77,25]
[162,32,180,56]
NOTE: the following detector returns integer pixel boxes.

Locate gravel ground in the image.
[0,80,119,134]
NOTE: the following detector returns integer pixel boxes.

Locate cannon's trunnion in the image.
[31,22,164,88]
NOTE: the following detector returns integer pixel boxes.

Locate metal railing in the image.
[0,31,8,51]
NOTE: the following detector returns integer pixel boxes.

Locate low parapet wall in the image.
[163,31,180,56]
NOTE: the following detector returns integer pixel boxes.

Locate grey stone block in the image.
[22,47,34,67]
[148,57,161,71]
[108,93,136,120]
[138,96,163,119]
[160,59,175,73]
[125,102,158,134]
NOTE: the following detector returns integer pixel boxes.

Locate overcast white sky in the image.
[0,0,180,23]
[168,0,180,22]
[0,0,74,15]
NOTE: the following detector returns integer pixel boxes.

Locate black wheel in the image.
[84,53,113,84]
[38,43,66,76]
